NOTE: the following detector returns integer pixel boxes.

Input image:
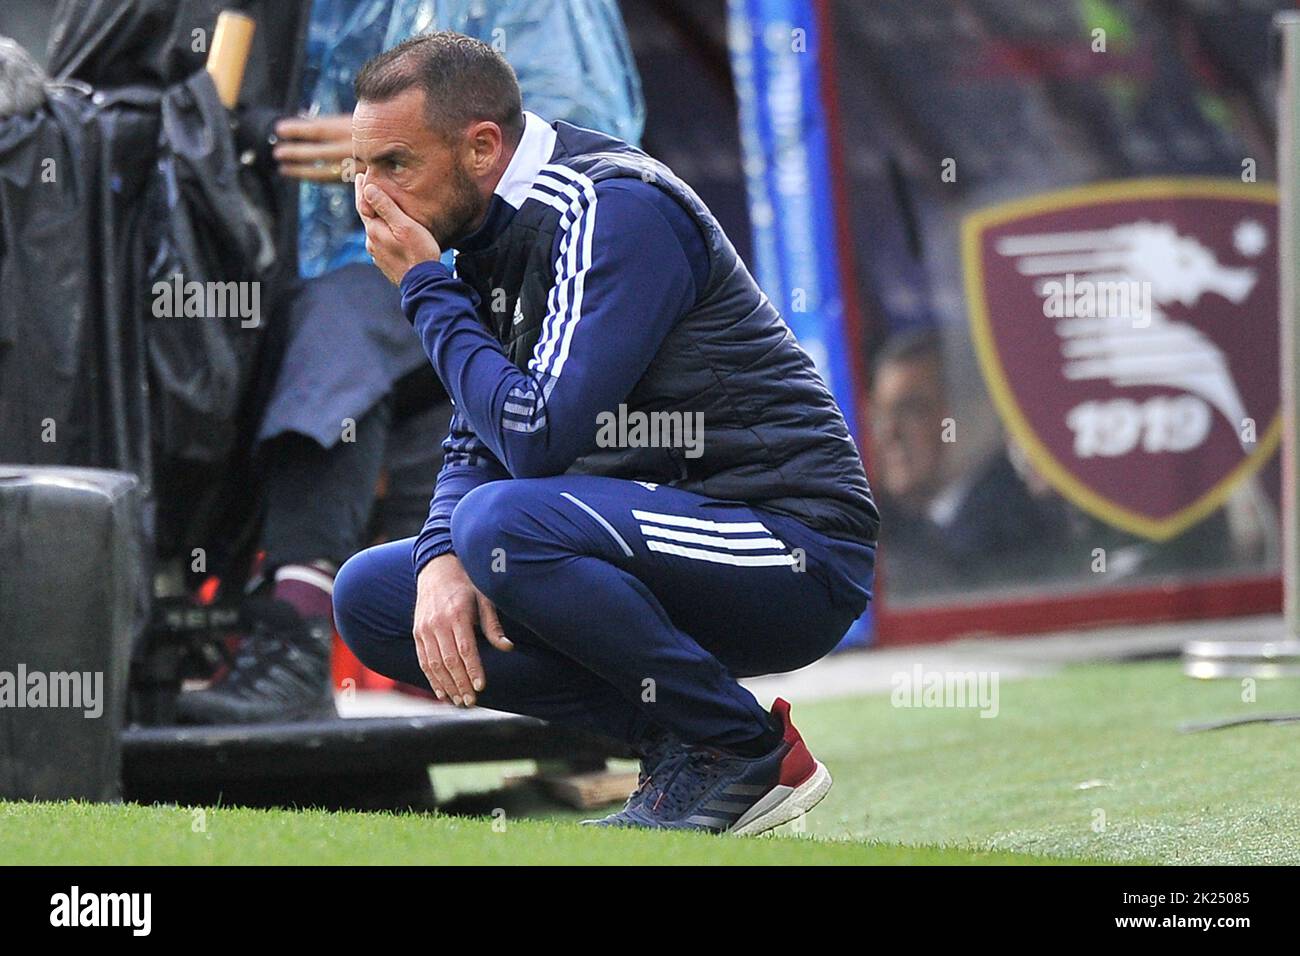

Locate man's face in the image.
[869,356,948,507]
[352,87,486,249]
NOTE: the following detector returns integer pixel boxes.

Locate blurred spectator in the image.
[869,330,1069,597]
[868,329,1243,600]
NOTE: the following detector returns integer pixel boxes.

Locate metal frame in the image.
[1181,12,1300,677]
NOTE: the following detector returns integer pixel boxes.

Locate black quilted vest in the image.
[452,121,879,545]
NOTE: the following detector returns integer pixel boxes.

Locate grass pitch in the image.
[1,660,1295,865]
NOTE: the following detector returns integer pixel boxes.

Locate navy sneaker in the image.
[582,725,683,827]
[583,698,831,835]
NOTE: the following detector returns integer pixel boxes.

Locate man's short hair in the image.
[872,328,945,375]
[354,32,523,143]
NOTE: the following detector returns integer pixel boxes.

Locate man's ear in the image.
[465,120,504,177]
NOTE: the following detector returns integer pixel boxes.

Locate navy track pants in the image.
[334,475,874,751]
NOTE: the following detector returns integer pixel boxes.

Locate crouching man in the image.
[334,32,879,834]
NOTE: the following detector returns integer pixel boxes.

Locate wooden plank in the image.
[536,770,640,809]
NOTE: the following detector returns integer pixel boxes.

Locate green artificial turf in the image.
[1,660,1295,865]
[791,660,1300,865]
[0,800,1054,865]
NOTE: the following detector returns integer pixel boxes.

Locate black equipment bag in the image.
[0,466,144,800]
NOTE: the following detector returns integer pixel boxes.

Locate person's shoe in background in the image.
[175,562,338,724]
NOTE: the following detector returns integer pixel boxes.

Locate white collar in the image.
[494,111,557,209]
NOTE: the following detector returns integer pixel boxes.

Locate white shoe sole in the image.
[727,761,832,836]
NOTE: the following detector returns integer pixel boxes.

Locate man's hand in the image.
[274,114,353,182]
[356,173,443,284]
[413,554,512,706]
